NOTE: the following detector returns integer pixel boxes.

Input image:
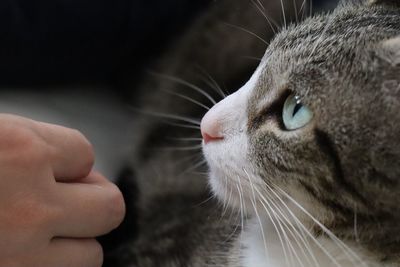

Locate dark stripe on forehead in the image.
[314,129,369,207]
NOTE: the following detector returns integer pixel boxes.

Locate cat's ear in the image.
[379,36,400,66]
[367,0,400,7]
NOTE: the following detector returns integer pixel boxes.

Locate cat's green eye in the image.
[282,94,313,130]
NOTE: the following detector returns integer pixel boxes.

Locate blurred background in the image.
[0,0,338,179]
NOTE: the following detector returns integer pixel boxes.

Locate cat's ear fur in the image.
[379,37,400,66]
[340,0,400,7]
[368,0,400,7]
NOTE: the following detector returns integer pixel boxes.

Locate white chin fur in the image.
[203,133,253,211]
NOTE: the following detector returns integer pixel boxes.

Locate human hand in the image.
[0,114,125,267]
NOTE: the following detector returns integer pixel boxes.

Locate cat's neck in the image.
[240,215,381,267]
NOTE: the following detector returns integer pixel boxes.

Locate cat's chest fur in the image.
[239,216,380,267]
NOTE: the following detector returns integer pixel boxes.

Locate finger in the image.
[33,122,94,180]
[33,238,103,267]
[75,170,111,185]
[52,174,125,238]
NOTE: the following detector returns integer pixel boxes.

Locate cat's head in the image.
[202,0,400,246]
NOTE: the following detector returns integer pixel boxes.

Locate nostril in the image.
[202,132,224,144]
[201,106,224,144]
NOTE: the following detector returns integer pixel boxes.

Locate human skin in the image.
[0,114,125,267]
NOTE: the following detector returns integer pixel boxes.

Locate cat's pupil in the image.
[292,102,303,117]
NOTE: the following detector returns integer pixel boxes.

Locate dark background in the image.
[0,0,211,89]
[0,0,337,92]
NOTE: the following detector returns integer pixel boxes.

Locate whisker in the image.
[299,0,308,21]
[131,108,201,125]
[150,72,217,105]
[194,194,215,207]
[166,137,203,142]
[196,66,227,99]
[221,185,234,220]
[262,183,343,267]
[279,0,287,29]
[254,187,307,267]
[224,23,270,46]
[271,183,366,267]
[159,145,203,151]
[190,171,208,176]
[236,175,248,220]
[235,183,245,236]
[162,121,201,130]
[242,55,263,62]
[178,158,207,177]
[293,0,299,23]
[170,153,201,168]
[258,187,319,267]
[255,0,265,11]
[243,171,275,264]
[223,189,242,243]
[162,89,210,111]
[243,168,294,267]
[221,173,229,218]
[250,0,279,34]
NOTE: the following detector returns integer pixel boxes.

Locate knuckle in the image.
[72,129,95,172]
[3,126,38,150]
[0,127,47,165]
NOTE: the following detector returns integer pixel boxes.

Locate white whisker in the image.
[162,89,210,111]
[299,0,308,21]
[160,145,203,151]
[243,170,276,265]
[162,121,201,130]
[293,0,299,23]
[221,185,234,220]
[194,194,215,207]
[224,23,270,46]
[236,183,245,235]
[242,55,263,62]
[255,186,308,267]
[255,0,265,11]
[150,72,217,104]
[258,186,320,267]
[251,0,279,34]
[196,66,227,99]
[178,159,207,177]
[166,137,203,142]
[272,183,367,267]
[279,0,287,29]
[132,108,201,125]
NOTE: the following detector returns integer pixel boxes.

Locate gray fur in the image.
[108,0,400,266]
[247,0,400,263]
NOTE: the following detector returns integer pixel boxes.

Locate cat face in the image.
[202,0,400,233]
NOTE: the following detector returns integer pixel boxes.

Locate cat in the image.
[102,0,400,266]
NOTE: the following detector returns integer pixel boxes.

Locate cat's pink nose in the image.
[201,110,224,144]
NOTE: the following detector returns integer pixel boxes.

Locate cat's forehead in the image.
[270,5,400,56]
[252,5,400,101]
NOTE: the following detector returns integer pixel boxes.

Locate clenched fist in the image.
[0,114,125,267]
